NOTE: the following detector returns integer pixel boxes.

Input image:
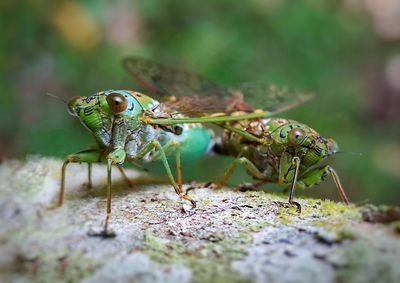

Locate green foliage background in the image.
[1,0,399,204]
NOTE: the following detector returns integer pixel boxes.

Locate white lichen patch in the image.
[82,253,191,283]
[233,226,336,283]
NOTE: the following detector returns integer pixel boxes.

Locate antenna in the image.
[45,92,68,105]
[336,151,363,156]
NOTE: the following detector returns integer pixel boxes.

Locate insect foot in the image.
[207,182,222,190]
[179,193,197,209]
[46,203,62,210]
[87,227,117,238]
[274,201,302,214]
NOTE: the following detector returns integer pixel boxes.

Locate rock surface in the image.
[0,157,399,283]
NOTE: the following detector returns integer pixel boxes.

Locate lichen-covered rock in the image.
[0,157,399,283]
[82,253,191,283]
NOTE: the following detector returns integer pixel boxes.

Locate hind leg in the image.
[210,156,265,190]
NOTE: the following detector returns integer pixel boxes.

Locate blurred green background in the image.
[1,0,399,205]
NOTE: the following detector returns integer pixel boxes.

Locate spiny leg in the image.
[50,149,102,209]
[296,165,350,205]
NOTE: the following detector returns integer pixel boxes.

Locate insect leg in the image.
[86,162,128,190]
[287,157,301,206]
[93,149,127,237]
[296,166,350,205]
[116,166,133,187]
[104,159,113,236]
[278,154,301,212]
[143,140,183,192]
[86,163,92,190]
[134,140,196,208]
[50,149,102,209]
[99,117,128,237]
[328,167,350,205]
[213,156,265,190]
[175,142,182,193]
[216,123,270,144]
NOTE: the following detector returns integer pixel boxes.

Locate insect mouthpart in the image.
[326,138,339,156]
[67,96,83,116]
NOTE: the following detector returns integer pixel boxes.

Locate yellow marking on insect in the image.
[139,114,152,124]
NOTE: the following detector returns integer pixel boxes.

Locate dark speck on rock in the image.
[284,249,297,257]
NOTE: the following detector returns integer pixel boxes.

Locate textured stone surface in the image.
[0,157,399,283]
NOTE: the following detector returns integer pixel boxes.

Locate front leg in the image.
[278,152,301,212]
[142,140,183,192]
[296,166,350,205]
[98,116,128,237]
[131,139,196,208]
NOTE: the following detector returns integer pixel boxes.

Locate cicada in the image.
[52,57,347,237]
[123,57,350,213]
[52,90,214,237]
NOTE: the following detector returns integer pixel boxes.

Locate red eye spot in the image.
[106,93,128,113]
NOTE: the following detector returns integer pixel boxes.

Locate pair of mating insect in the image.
[51,57,349,237]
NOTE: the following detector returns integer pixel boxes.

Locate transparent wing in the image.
[123,57,229,97]
[232,83,314,113]
[123,57,314,117]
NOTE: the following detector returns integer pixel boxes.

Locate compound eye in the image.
[106,93,128,113]
[288,128,306,147]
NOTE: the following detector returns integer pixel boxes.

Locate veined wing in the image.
[232,82,314,113]
[123,57,314,117]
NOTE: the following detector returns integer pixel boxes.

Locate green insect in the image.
[51,57,346,236]
[210,118,349,212]
[123,58,350,212]
[51,90,214,237]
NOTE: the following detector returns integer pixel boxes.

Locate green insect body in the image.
[213,117,349,209]
[120,57,349,210]
[53,89,213,237]
[52,57,350,236]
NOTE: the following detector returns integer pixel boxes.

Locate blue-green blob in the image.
[177,127,213,162]
[156,127,212,164]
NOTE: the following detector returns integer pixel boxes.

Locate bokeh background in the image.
[1,0,399,205]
